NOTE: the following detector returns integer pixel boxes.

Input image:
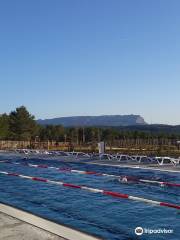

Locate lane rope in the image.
[0,170,179,210]
[1,160,180,188]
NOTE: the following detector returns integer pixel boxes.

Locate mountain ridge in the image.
[37,114,147,127]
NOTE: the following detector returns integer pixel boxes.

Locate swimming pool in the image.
[0,154,179,240]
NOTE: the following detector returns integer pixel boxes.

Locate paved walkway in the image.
[0,212,65,240]
[0,203,100,240]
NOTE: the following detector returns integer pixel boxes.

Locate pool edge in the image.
[0,202,102,240]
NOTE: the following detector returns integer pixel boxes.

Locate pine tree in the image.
[9,106,37,140]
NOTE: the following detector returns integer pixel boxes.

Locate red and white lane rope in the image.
[1,160,180,188]
[0,170,179,210]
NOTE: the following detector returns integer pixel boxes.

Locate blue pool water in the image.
[0,154,179,240]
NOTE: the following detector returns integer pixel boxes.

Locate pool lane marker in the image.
[1,160,180,188]
[0,170,180,210]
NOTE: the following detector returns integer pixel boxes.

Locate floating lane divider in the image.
[0,170,180,210]
[1,160,180,188]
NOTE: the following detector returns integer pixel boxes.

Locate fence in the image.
[0,138,179,151]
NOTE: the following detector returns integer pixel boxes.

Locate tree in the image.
[9,106,37,140]
[0,114,10,139]
[39,125,65,141]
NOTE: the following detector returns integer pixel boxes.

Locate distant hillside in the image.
[114,124,180,135]
[37,115,147,127]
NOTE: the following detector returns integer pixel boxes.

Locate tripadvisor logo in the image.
[135,227,144,236]
[135,226,173,236]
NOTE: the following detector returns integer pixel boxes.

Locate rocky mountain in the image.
[37,115,147,127]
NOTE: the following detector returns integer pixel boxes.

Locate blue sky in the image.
[0,0,180,124]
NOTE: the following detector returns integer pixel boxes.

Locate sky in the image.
[0,0,180,124]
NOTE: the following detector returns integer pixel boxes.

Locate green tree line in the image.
[0,106,180,142]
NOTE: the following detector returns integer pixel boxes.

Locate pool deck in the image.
[1,152,180,173]
[0,203,101,240]
[0,212,64,240]
[83,160,180,173]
